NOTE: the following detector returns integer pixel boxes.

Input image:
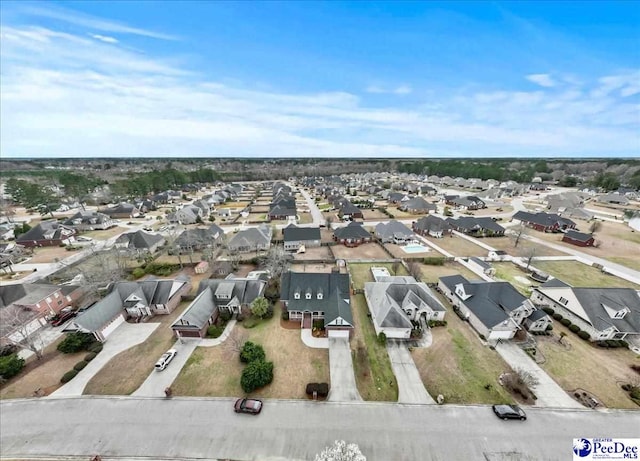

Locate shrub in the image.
[312,319,324,330]
[630,387,640,400]
[87,342,103,353]
[569,325,580,333]
[545,324,553,331]
[281,311,290,321]
[144,262,180,276]
[0,353,25,379]
[220,311,232,322]
[242,316,261,329]
[250,296,270,318]
[428,320,447,328]
[552,313,563,321]
[596,341,609,348]
[240,360,274,393]
[262,303,274,319]
[630,365,640,375]
[316,382,329,397]
[240,341,265,364]
[577,331,591,340]
[423,257,445,266]
[479,334,486,341]
[560,318,571,327]
[58,332,94,353]
[60,369,78,383]
[131,267,146,279]
[207,325,224,338]
[542,307,554,315]
[606,339,622,348]
[84,352,97,362]
[0,344,18,357]
[377,332,387,345]
[622,384,633,391]
[73,360,88,371]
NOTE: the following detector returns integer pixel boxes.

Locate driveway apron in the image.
[327,335,362,402]
[387,341,435,404]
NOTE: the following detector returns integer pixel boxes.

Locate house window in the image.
[305,293,312,300]
[57,300,63,306]
[54,292,60,298]
[317,293,323,300]
[294,292,300,300]
[559,297,568,306]
[613,309,628,319]
[46,297,53,304]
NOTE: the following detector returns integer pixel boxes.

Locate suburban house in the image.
[114,230,165,254]
[172,224,225,253]
[172,275,267,338]
[168,205,204,225]
[598,193,630,206]
[398,197,437,214]
[335,198,363,220]
[375,220,416,244]
[467,257,496,276]
[412,215,451,238]
[283,224,321,252]
[16,221,77,248]
[532,279,640,343]
[364,274,446,339]
[280,270,354,336]
[101,203,141,219]
[446,217,505,237]
[438,275,546,340]
[562,230,595,247]
[270,185,297,221]
[227,224,272,253]
[0,283,84,344]
[68,278,190,341]
[386,192,411,204]
[512,211,576,233]
[134,198,157,213]
[333,222,373,247]
[444,195,486,210]
[62,211,116,232]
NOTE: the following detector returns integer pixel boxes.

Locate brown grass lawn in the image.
[488,236,565,257]
[424,235,487,257]
[153,251,205,265]
[28,246,73,263]
[387,206,427,218]
[83,226,127,240]
[493,262,535,296]
[384,243,431,259]
[472,206,514,216]
[350,294,397,401]
[418,262,480,284]
[411,304,514,405]
[0,337,85,399]
[348,262,409,290]
[537,322,639,409]
[361,209,388,220]
[530,221,640,271]
[246,212,268,223]
[223,201,251,209]
[297,213,313,224]
[172,303,329,399]
[83,302,189,395]
[292,246,334,261]
[532,261,640,289]
[331,242,389,260]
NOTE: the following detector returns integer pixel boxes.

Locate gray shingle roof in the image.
[333,222,372,240]
[116,230,164,249]
[375,220,414,240]
[413,215,449,233]
[283,224,321,242]
[74,291,123,332]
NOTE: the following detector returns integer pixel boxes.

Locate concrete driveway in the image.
[386,341,434,404]
[327,334,361,402]
[51,322,159,397]
[495,341,582,408]
[132,339,199,397]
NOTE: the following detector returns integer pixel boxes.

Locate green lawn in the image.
[418,262,479,284]
[532,261,640,289]
[351,294,397,401]
[348,262,408,290]
[493,262,534,295]
[411,308,513,405]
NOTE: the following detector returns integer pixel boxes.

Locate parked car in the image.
[51,309,77,327]
[76,236,93,242]
[154,349,177,371]
[234,398,263,415]
[492,404,527,421]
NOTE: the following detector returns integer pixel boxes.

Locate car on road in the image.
[234,398,263,415]
[51,309,77,327]
[492,404,527,421]
[154,349,177,371]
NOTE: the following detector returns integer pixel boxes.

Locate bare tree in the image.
[524,246,537,271]
[589,220,602,234]
[259,245,289,279]
[514,367,540,389]
[511,223,527,248]
[408,261,422,281]
[391,261,401,275]
[315,440,366,461]
[0,305,47,360]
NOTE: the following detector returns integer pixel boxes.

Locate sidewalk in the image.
[301,329,329,349]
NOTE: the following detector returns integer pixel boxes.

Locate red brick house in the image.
[333,222,372,247]
[16,221,77,248]
[562,230,595,247]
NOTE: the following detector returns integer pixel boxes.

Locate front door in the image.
[302,312,312,329]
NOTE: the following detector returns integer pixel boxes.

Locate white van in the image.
[154,349,177,371]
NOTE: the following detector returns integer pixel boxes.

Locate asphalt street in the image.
[1,397,637,461]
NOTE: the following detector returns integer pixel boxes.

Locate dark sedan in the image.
[492,404,527,421]
[234,398,263,415]
[51,310,76,327]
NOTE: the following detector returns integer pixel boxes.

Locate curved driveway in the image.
[2,397,638,461]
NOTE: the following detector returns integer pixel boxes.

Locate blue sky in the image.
[1,1,638,158]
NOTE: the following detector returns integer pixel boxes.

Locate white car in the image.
[154,349,177,371]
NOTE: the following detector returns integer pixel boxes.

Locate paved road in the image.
[495,342,583,409]
[386,341,435,404]
[51,322,159,397]
[327,336,362,402]
[299,188,324,227]
[2,397,637,461]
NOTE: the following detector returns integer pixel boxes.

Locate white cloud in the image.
[526,73,556,87]
[20,4,178,40]
[365,84,412,95]
[90,34,118,44]
[0,22,638,158]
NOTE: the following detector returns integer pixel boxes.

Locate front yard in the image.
[82,226,127,240]
[171,303,329,399]
[350,294,398,401]
[27,246,73,264]
[411,303,513,405]
[532,260,640,289]
[83,302,189,395]
[424,235,487,257]
[537,322,639,409]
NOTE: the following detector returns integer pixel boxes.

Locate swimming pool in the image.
[402,244,429,254]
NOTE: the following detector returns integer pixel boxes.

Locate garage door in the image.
[100,314,125,339]
[488,329,515,341]
[178,330,202,338]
